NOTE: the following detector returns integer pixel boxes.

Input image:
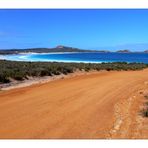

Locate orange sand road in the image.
[0,70,148,139]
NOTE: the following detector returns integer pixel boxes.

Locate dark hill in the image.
[116,49,131,53]
[0,45,97,55]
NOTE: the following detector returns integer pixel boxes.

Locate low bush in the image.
[141,108,148,117]
[144,95,148,99]
[0,60,148,83]
[0,75,10,83]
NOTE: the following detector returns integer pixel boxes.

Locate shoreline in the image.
[1,52,148,63]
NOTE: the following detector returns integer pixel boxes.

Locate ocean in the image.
[0,52,148,63]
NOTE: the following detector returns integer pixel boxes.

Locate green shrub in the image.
[145,102,148,106]
[0,75,10,83]
[144,95,148,99]
[0,60,148,84]
[141,108,148,117]
[13,74,24,81]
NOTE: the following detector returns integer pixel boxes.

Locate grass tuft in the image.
[144,95,148,99]
[141,108,148,117]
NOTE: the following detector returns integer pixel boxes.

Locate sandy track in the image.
[0,70,148,139]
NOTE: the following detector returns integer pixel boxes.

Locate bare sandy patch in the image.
[0,69,148,138]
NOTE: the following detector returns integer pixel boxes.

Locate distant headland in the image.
[0,45,148,55]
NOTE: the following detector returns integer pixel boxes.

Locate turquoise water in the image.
[0,52,148,63]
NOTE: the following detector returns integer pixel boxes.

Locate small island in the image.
[116,49,131,53]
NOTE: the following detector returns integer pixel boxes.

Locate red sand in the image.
[0,70,148,139]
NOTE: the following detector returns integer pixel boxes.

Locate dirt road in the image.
[0,70,148,139]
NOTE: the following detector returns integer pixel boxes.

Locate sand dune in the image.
[0,70,148,139]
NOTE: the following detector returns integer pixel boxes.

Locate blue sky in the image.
[0,9,148,51]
